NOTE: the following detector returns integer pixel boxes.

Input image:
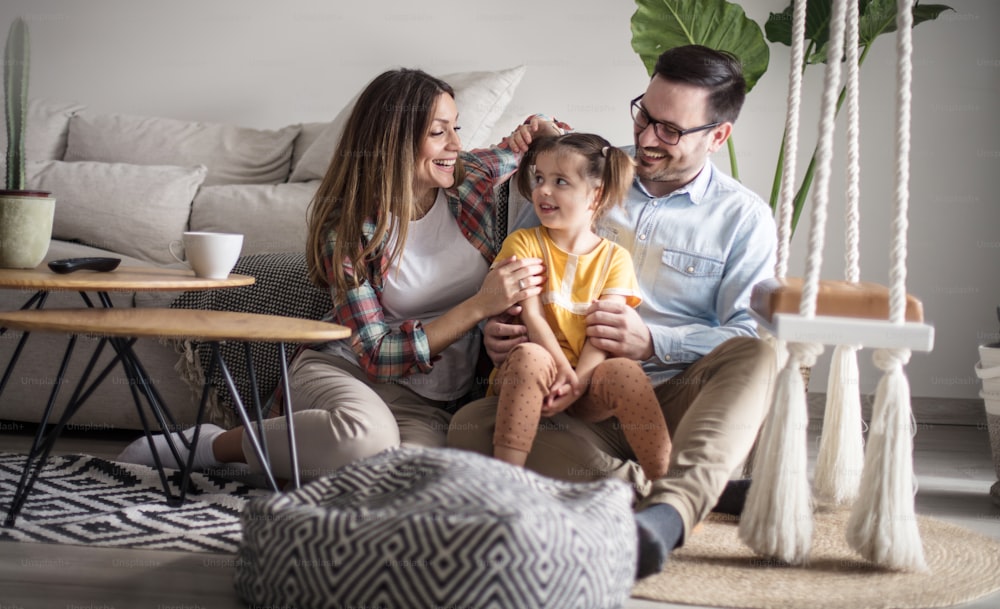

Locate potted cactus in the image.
[0,17,55,269]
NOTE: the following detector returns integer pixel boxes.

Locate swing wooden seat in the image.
[751,277,924,323]
[749,277,933,352]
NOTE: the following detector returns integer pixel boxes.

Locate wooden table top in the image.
[0,266,255,291]
[0,308,350,343]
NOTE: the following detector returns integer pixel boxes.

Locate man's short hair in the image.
[654,45,747,124]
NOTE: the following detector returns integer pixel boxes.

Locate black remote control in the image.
[47,257,122,274]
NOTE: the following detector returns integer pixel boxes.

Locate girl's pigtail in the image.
[516,141,541,201]
[597,145,636,214]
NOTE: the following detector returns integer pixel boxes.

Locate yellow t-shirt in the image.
[496,227,641,366]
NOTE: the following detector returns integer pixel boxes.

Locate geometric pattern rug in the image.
[0,452,267,553]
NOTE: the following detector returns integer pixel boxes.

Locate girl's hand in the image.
[541,363,580,417]
[474,256,545,318]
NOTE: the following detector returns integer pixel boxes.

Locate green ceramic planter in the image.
[0,190,55,268]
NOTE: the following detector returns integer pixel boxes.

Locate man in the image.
[448,45,777,578]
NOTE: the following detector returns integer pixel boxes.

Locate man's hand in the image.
[584,300,654,361]
[504,116,569,153]
[484,305,528,366]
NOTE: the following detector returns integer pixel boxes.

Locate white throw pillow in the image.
[189,182,319,255]
[64,112,300,186]
[27,160,207,265]
[0,99,85,175]
[288,66,526,183]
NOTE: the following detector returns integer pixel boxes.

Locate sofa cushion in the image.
[27,160,207,265]
[0,99,85,175]
[64,111,299,186]
[289,66,527,182]
[189,182,319,255]
[290,122,329,176]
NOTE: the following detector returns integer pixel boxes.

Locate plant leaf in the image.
[765,0,854,64]
[631,0,769,92]
[859,0,954,44]
[767,0,954,64]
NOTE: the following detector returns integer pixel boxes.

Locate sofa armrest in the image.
[169,252,331,426]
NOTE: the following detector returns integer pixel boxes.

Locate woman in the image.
[119,68,560,482]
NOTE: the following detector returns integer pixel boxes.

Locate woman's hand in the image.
[504,116,570,153]
[473,255,545,318]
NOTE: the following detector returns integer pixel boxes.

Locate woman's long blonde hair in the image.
[306,69,466,301]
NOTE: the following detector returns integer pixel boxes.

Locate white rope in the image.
[844,0,862,283]
[847,347,927,570]
[846,0,926,572]
[740,0,855,566]
[814,343,864,505]
[739,341,821,565]
[889,0,913,321]
[800,0,849,318]
[774,0,808,279]
[813,0,865,509]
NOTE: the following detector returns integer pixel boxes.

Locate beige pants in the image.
[448,336,775,537]
[241,349,453,482]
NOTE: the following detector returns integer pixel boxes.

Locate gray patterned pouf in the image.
[234,447,636,609]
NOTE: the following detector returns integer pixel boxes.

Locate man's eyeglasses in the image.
[630,94,719,146]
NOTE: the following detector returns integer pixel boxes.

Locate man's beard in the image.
[635,150,680,184]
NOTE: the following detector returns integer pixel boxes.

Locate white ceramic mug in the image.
[169,231,243,279]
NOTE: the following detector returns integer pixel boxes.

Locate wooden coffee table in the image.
[0,266,254,525]
[0,265,254,397]
[0,307,349,525]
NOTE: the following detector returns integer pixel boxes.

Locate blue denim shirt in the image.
[513,152,777,384]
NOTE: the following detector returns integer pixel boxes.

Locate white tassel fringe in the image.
[813,344,865,505]
[739,342,821,565]
[846,348,927,571]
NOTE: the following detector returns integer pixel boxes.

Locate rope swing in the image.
[739,0,934,571]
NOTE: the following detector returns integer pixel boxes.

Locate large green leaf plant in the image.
[630,0,953,233]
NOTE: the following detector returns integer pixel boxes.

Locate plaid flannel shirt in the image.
[320,146,518,383]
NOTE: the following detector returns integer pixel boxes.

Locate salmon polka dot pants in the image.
[493,342,671,480]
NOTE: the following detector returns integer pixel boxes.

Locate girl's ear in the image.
[589,185,603,211]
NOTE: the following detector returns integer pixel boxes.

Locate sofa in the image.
[0,65,529,432]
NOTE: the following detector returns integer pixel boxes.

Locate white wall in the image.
[1,0,997,400]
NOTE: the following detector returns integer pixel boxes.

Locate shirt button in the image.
[686,265,695,273]
[639,234,647,241]
[664,355,671,361]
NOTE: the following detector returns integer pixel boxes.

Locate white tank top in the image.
[380,190,488,399]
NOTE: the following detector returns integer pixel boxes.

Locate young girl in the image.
[491,133,671,480]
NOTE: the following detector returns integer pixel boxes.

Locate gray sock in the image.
[635,503,685,578]
[117,424,225,471]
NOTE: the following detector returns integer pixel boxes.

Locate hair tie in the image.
[601,146,609,158]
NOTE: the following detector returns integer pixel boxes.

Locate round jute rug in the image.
[632,508,1000,609]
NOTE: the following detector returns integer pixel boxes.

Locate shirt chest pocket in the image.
[655,249,724,316]
[661,249,724,278]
